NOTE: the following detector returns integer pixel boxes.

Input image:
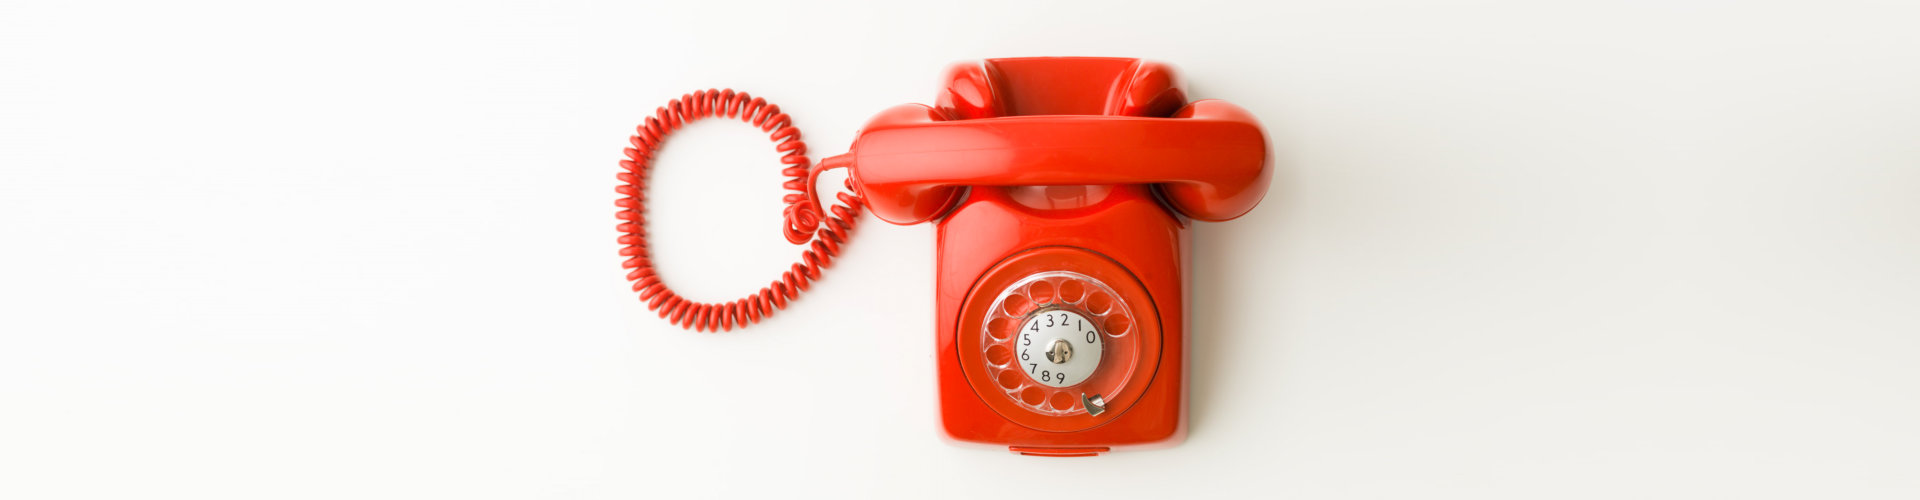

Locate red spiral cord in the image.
[616,89,863,332]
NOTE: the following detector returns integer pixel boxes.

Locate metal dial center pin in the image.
[1045,339,1073,364]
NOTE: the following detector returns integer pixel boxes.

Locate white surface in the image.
[3,0,1919,498]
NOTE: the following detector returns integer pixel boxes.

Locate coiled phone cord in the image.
[616,89,863,332]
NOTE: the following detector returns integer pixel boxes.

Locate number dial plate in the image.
[1017,309,1103,387]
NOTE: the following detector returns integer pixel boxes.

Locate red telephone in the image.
[617,57,1270,456]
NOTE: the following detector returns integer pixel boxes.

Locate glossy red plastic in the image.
[843,57,1272,454]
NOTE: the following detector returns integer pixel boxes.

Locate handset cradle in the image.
[851,99,1269,225]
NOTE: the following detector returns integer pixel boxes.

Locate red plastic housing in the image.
[845,57,1270,455]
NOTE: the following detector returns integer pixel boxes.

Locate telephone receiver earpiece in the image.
[842,59,1272,226]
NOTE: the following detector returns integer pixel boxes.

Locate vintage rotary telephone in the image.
[616,57,1270,456]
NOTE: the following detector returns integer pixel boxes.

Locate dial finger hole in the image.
[1019,387,1045,406]
[1083,291,1113,315]
[1002,294,1034,317]
[1104,313,1132,337]
[986,344,1013,366]
[1028,280,1056,305]
[986,317,1014,341]
[997,370,1025,391]
[1049,391,1078,412]
[1057,280,1086,304]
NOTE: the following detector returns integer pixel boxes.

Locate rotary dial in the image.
[978,271,1138,416]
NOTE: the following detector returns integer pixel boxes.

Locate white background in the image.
[3,0,1918,498]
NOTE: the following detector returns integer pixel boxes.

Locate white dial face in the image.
[1016,309,1103,388]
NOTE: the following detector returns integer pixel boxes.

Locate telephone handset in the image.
[617,57,1270,456]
